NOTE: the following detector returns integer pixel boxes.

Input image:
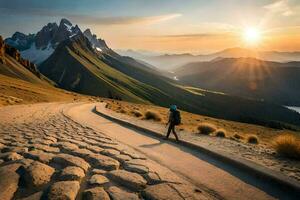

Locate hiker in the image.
[165,105,181,142]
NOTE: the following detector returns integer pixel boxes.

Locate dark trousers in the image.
[166,122,179,141]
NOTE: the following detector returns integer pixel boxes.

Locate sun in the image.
[243,27,261,45]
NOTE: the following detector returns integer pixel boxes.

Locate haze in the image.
[0,0,300,53]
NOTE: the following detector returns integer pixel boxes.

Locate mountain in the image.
[0,35,52,85]
[5,18,81,64]
[37,26,300,127]
[174,57,300,106]
[127,47,300,71]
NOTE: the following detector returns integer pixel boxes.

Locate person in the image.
[165,105,181,142]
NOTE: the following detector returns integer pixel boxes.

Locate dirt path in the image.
[65,103,280,200]
[0,102,212,200]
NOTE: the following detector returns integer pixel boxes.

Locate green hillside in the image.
[39,34,300,127]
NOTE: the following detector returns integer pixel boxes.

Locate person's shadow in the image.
[139,140,165,148]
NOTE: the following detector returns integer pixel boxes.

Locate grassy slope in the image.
[39,35,300,127]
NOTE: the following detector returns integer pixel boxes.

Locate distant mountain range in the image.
[175,57,300,106]
[118,48,300,70]
[3,18,300,127]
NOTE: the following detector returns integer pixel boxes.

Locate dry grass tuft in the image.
[131,110,143,117]
[197,123,216,135]
[273,134,300,159]
[247,135,259,144]
[144,110,162,121]
[233,133,243,140]
[215,129,226,138]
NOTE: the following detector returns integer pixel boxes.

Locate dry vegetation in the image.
[247,135,259,144]
[104,99,300,147]
[144,110,162,121]
[0,74,97,107]
[197,123,216,135]
[273,134,300,159]
[215,129,226,137]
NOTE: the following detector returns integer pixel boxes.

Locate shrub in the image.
[144,110,161,121]
[197,123,216,135]
[120,109,126,114]
[215,129,226,137]
[273,134,300,159]
[132,110,143,117]
[247,135,259,144]
[233,133,243,140]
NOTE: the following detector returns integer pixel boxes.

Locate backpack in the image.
[173,110,181,125]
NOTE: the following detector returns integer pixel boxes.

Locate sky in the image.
[0,0,300,54]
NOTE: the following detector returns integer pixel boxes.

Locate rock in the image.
[141,183,183,200]
[32,144,60,153]
[47,181,80,200]
[52,154,90,172]
[83,187,110,200]
[107,186,139,200]
[20,191,43,200]
[144,172,162,185]
[124,164,149,174]
[55,142,78,151]
[114,154,131,163]
[21,161,55,188]
[0,159,3,164]
[0,152,23,161]
[101,149,120,157]
[107,170,147,191]
[0,165,20,200]
[88,154,119,170]
[89,174,109,185]
[60,166,85,181]
[24,150,54,164]
[70,148,93,158]
[92,169,107,175]
[1,146,28,153]
[121,150,146,160]
[86,145,103,153]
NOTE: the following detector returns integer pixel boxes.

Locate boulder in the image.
[124,164,149,174]
[107,170,147,191]
[92,169,107,175]
[47,181,80,200]
[24,150,54,164]
[19,191,43,200]
[0,152,23,161]
[101,149,120,157]
[83,187,110,200]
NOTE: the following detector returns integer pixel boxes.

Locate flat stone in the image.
[121,150,146,160]
[0,165,20,200]
[114,154,131,163]
[60,166,85,181]
[24,150,54,164]
[83,187,110,200]
[124,164,149,174]
[55,142,79,151]
[71,148,93,158]
[88,154,119,170]
[92,169,107,175]
[52,154,90,172]
[101,149,120,157]
[108,186,139,200]
[89,174,109,185]
[142,183,184,200]
[86,145,103,153]
[32,144,60,153]
[1,146,28,153]
[0,152,23,161]
[21,161,55,188]
[47,181,80,200]
[107,170,147,191]
[20,191,43,200]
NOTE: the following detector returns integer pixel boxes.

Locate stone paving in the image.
[0,103,212,200]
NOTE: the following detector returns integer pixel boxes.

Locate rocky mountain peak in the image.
[60,18,72,27]
[83,29,109,52]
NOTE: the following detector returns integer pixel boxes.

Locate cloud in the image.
[0,7,181,25]
[154,33,232,39]
[264,0,293,16]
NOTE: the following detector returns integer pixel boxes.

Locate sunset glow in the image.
[243,27,261,45]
